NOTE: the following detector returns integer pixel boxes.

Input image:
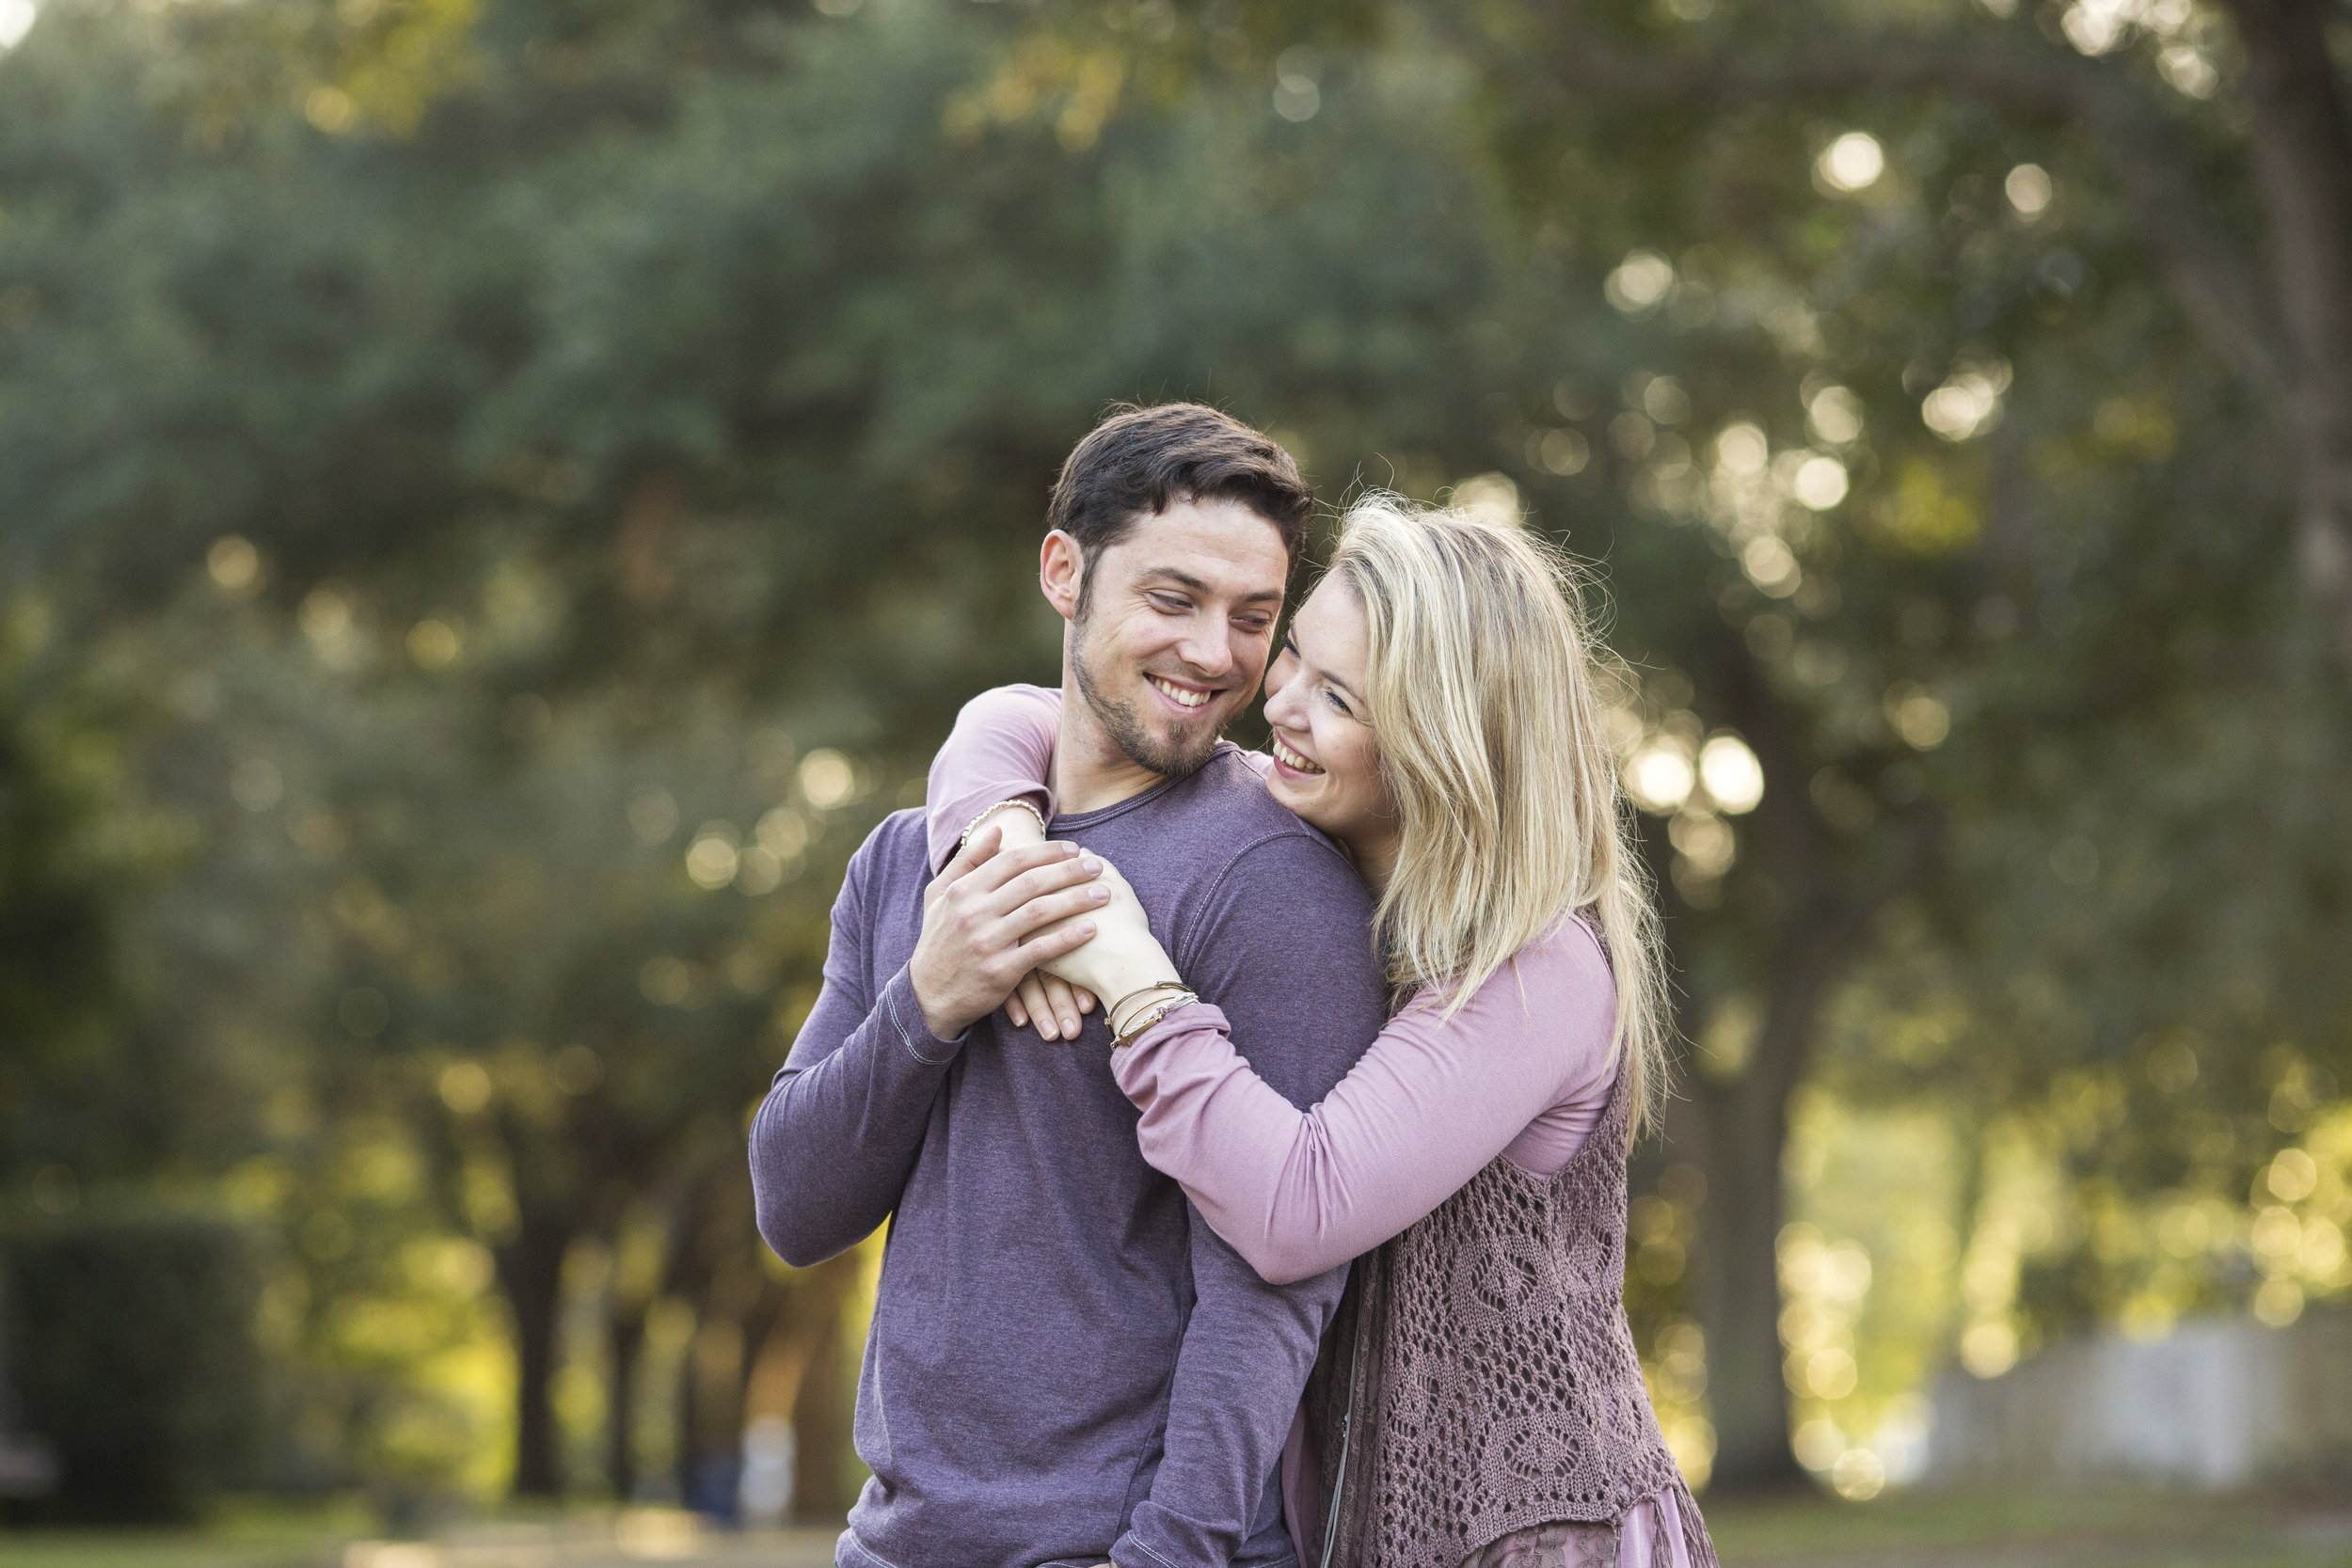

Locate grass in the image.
[1706,1486,2352,1566]
[0,1497,370,1568]
[0,1489,2346,1567]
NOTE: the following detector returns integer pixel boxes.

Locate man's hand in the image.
[909,825,1110,1041]
[967,804,1099,1041]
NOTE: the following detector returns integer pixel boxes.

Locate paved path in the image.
[344,1521,839,1568]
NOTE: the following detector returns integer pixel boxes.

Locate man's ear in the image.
[1041,531,1086,623]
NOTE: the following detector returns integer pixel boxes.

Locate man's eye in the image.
[1237,616,1274,634]
[1150,594,1191,613]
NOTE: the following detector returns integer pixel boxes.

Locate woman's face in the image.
[1262,578,1398,874]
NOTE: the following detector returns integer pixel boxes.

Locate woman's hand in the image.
[967,802,1099,1040]
[908,826,1110,1041]
[1036,856,1182,1011]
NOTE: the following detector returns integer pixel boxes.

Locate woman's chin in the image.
[1266,769,1334,832]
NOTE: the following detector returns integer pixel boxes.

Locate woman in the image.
[927,496,1714,1568]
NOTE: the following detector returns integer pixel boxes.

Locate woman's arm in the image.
[1109,916,1617,1285]
[923,684,1064,872]
[924,684,1108,1038]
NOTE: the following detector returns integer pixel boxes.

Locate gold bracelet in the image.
[1113,990,1200,1051]
[957,797,1048,854]
[1106,981,1192,1037]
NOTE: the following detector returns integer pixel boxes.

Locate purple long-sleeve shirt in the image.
[752,745,1384,1568]
[924,687,1689,1568]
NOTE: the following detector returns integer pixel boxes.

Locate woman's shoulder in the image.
[1512,909,1616,998]
[1457,911,1618,1096]
[1407,910,1613,1034]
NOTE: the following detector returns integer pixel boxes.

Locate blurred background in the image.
[1,0,2348,1562]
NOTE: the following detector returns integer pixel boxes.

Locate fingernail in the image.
[1077,922,1097,935]
[1089,887,1108,902]
[1062,1018,1079,1035]
[1080,856,1101,872]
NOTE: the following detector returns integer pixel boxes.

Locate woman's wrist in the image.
[1108,983,1200,1048]
[1106,980,1191,1035]
[961,797,1047,853]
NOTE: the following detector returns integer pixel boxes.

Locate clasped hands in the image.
[908,813,1176,1044]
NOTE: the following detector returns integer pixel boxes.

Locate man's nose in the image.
[1175,627,1237,678]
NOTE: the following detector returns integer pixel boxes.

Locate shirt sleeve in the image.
[1110,916,1618,1285]
[1113,831,1384,1568]
[748,839,967,1268]
[923,683,1064,870]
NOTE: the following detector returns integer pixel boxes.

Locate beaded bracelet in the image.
[957,797,1049,855]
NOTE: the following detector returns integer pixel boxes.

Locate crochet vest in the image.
[1301,1055,1716,1568]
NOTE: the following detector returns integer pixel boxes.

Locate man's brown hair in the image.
[1046,404,1313,605]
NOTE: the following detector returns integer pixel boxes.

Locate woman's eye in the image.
[1323,689,1350,716]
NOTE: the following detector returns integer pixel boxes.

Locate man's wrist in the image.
[891,966,972,1061]
[910,977,975,1043]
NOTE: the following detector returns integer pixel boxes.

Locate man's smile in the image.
[1144,673,1218,712]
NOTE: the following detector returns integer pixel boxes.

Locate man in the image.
[751,404,1385,1568]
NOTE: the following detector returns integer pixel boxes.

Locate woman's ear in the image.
[1041,530,1086,623]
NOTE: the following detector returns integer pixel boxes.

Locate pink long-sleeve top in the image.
[925,685,1617,1275]
[928,685,1694,1568]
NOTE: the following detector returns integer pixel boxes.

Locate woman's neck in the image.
[1345,828,1401,895]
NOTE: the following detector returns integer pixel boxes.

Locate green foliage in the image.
[1,1212,264,1523]
[0,0,2346,1509]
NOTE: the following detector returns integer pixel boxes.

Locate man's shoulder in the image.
[1168,749,1367,901]
[841,808,931,900]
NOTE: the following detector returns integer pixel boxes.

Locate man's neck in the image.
[1054,672,1169,817]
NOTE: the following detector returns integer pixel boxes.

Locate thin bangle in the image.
[957,797,1047,854]
[1106,981,1188,1031]
[1113,990,1200,1051]
[1106,980,1191,1036]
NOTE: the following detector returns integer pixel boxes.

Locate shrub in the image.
[3,1211,263,1522]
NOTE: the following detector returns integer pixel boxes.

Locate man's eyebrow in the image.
[1139,567,1285,606]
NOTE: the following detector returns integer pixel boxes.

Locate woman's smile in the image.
[1269,731,1324,776]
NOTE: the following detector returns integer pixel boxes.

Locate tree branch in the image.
[1468,8,2292,398]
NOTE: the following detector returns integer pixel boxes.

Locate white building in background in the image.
[1929,1307,2352,1487]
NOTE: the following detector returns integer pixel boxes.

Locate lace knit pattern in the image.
[1459,1521,1619,1568]
[1359,1061,1714,1568]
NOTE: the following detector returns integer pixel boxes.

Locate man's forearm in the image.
[751,965,961,1267]
[1115,1223,1345,1568]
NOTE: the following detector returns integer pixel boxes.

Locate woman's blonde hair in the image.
[1327,493,1672,1140]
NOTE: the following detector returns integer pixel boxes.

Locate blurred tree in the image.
[1479,0,2352,670]
[5,0,2347,1515]
[1426,0,2352,1487]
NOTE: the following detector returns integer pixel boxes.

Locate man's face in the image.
[1061,498,1290,779]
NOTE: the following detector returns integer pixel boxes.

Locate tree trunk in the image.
[496,1219,574,1499]
[1690,1067,1805,1492]
[1685,922,1865,1494]
[1677,646,1927,1492]
[2227,0,2352,666]
[608,1304,647,1502]
[786,1254,866,1521]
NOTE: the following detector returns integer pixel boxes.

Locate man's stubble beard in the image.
[1069,609,1230,783]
